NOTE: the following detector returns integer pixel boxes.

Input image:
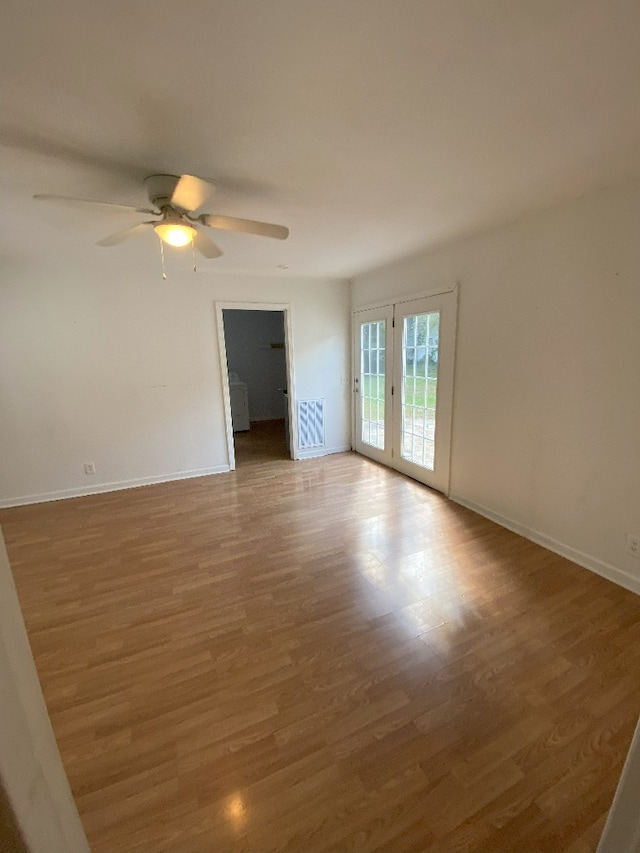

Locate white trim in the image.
[392,292,457,496]
[0,533,91,852]
[215,301,298,468]
[353,281,458,314]
[0,466,229,508]
[296,444,351,460]
[597,714,640,853]
[215,305,237,470]
[283,308,299,458]
[450,493,640,597]
[446,284,461,497]
[352,304,394,468]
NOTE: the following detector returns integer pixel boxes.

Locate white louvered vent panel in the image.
[297,399,325,449]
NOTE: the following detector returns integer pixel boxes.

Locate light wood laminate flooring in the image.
[1,452,640,853]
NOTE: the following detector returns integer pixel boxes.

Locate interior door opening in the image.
[217,303,297,470]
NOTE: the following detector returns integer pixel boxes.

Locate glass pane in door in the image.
[401,311,439,469]
[360,320,386,449]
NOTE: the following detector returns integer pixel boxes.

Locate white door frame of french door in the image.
[215,301,298,470]
[353,304,394,467]
[391,291,457,494]
[352,286,458,495]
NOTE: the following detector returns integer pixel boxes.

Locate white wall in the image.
[353,178,640,593]
[0,531,90,852]
[0,251,351,505]
[223,309,287,421]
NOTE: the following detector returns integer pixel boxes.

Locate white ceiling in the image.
[2,0,640,278]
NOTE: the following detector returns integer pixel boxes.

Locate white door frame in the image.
[391,291,458,495]
[0,533,90,852]
[215,301,298,470]
[353,304,394,467]
[597,712,640,852]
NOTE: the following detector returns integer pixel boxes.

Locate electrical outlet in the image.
[84,462,96,475]
[625,534,640,559]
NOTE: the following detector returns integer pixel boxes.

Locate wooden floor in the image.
[1,452,640,853]
[234,419,290,467]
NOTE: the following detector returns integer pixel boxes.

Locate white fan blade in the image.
[194,229,223,258]
[34,194,156,215]
[97,222,154,247]
[200,214,289,240]
[171,175,214,212]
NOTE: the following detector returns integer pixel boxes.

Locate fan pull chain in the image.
[192,240,197,273]
[160,239,167,280]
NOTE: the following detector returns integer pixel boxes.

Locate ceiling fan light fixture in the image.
[154,221,196,247]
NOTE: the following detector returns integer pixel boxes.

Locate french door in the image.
[354,291,457,494]
[354,305,394,467]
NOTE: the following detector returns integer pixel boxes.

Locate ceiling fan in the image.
[34,173,289,259]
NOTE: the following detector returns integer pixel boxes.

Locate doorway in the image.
[216,302,297,469]
[353,289,457,494]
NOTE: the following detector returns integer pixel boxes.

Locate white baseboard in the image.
[296,444,351,461]
[0,466,231,509]
[449,493,640,597]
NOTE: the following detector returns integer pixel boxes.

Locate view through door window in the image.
[360,319,386,450]
[401,311,439,470]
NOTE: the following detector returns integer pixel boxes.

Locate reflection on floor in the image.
[234,418,289,467]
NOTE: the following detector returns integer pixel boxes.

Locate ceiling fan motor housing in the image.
[144,174,181,210]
